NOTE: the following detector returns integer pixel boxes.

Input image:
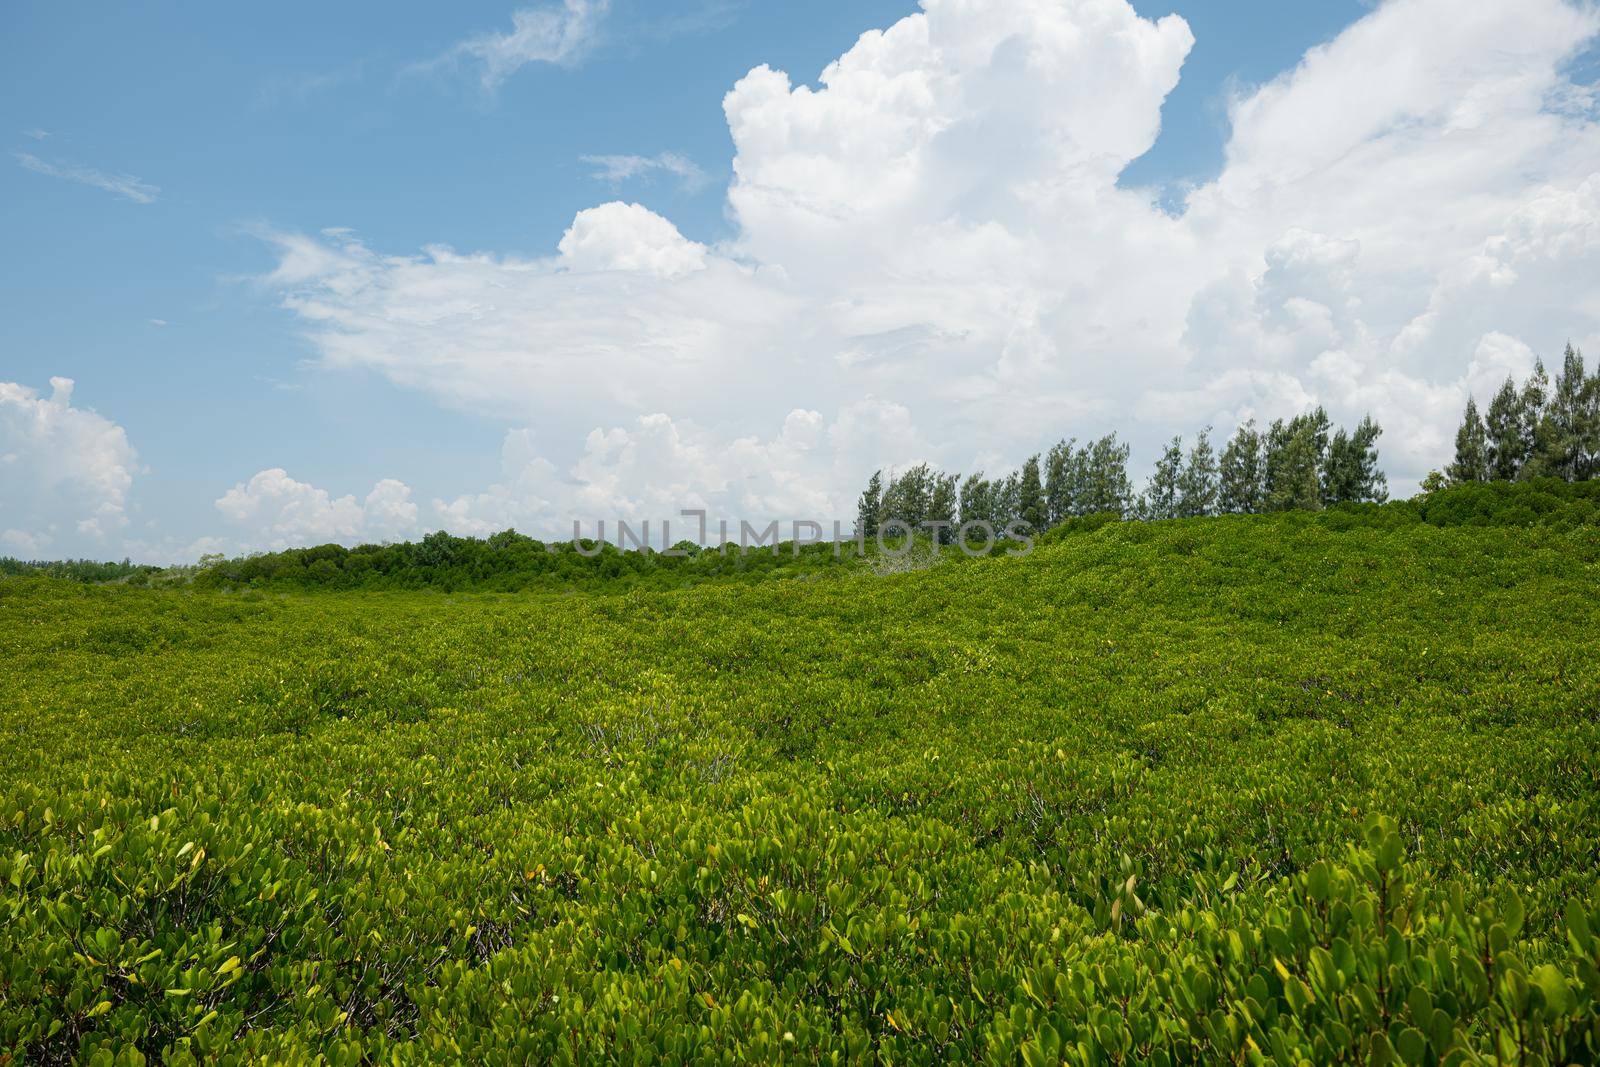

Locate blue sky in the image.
[3,0,1598,560]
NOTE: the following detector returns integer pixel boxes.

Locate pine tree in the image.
[1546,343,1588,481]
[1580,346,1600,482]
[1141,436,1183,520]
[1177,429,1219,518]
[995,471,1022,531]
[1310,407,1333,454]
[878,469,903,530]
[1519,360,1552,479]
[1324,415,1387,503]
[1485,376,1524,480]
[1081,434,1133,517]
[1016,455,1046,531]
[1357,415,1390,503]
[1044,439,1080,524]
[1294,407,1332,460]
[1263,418,1295,509]
[927,472,958,544]
[1218,420,1265,514]
[1264,417,1322,511]
[855,470,883,539]
[881,464,935,530]
[1449,398,1489,484]
[958,473,993,530]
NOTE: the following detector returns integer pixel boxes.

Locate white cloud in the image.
[16,152,159,204]
[257,0,1600,534]
[581,151,710,191]
[0,378,141,554]
[432,0,609,91]
[260,220,792,426]
[204,395,941,554]
[2,528,48,557]
[434,401,910,539]
[213,469,420,551]
[362,478,422,541]
[557,201,709,277]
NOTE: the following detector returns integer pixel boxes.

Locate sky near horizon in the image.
[3,0,1600,562]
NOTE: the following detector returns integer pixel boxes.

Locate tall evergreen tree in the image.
[855,470,883,539]
[1081,434,1133,517]
[995,471,1022,530]
[1288,407,1332,460]
[1484,376,1524,480]
[1581,346,1600,482]
[1016,455,1046,531]
[1263,418,1295,510]
[1218,420,1265,514]
[878,469,901,529]
[1518,360,1553,479]
[958,472,993,530]
[1324,415,1388,503]
[1177,429,1219,518]
[1141,436,1184,520]
[927,472,958,543]
[1449,398,1489,484]
[1264,416,1322,511]
[1545,343,1588,481]
[1044,438,1080,524]
[881,464,935,530]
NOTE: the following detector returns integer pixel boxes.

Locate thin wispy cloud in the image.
[16,152,159,204]
[255,65,363,109]
[581,151,709,191]
[426,0,610,93]
[22,129,50,141]
[624,0,748,45]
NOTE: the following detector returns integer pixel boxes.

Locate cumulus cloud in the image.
[221,401,914,552]
[0,378,141,554]
[432,402,908,538]
[16,152,159,204]
[431,0,609,91]
[259,0,1600,537]
[556,201,710,277]
[204,406,862,553]
[213,469,420,551]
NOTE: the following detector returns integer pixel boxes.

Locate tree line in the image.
[10,478,1596,592]
[856,410,1387,539]
[1448,343,1598,487]
[0,557,158,583]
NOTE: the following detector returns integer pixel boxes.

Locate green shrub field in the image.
[4,504,1600,1063]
